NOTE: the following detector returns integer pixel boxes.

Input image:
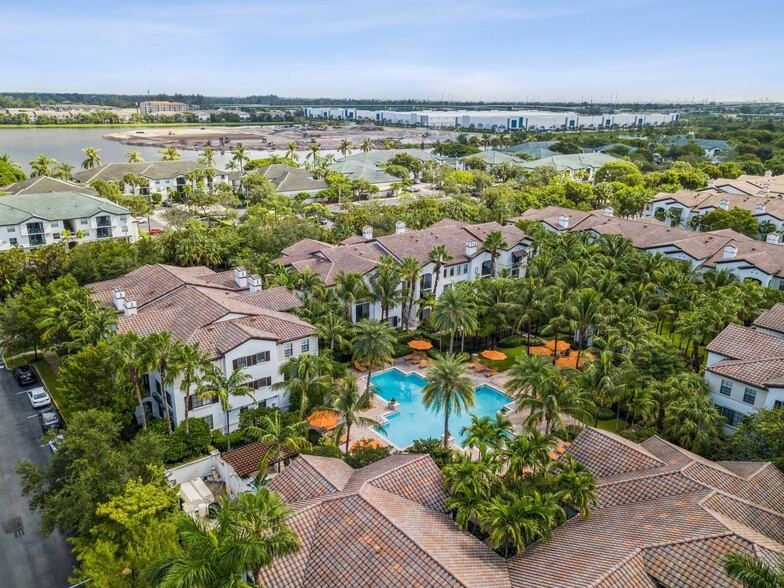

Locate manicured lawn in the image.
[32,360,70,424]
[596,419,627,434]
[2,350,39,369]
[492,346,529,371]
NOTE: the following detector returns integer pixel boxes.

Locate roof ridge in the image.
[701,488,784,519]
[349,454,429,491]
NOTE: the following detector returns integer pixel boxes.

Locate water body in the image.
[0,127,288,174]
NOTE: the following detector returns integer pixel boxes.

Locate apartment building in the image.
[139,101,187,115]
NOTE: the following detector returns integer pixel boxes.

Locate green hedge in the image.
[498,335,523,348]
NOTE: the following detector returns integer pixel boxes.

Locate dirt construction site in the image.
[104,124,462,152]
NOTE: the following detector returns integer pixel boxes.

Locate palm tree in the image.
[147,489,299,587]
[123,172,139,195]
[198,365,256,450]
[307,143,321,164]
[146,332,181,435]
[552,455,598,518]
[338,139,353,158]
[480,491,564,558]
[169,342,210,434]
[109,332,153,430]
[334,270,370,321]
[722,552,784,588]
[29,154,56,177]
[360,138,373,152]
[506,352,590,434]
[399,256,422,330]
[568,350,631,426]
[566,288,602,366]
[273,353,331,419]
[428,244,454,295]
[503,428,556,480]
[422,353,475,447]
[369,256,402,323]
[351,319,396,393]
[199,147,216,167]
[125,150,144,163]
[662,393,724,453]
[314,375,381,454]
[158,146,181,161]
[285,142,299,161]
[315,312,352,352]
[81,147,102,170]
[461,414,512,459]
[295,266,325,304]
[246,412,310,473]
[54,162,74,180]
[482,230,508,278]
[430,287,478,353]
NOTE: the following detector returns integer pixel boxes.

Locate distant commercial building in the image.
[139,101,188,115]
[303,107,680,131]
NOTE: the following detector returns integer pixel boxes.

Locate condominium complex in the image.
[138,100,188,115]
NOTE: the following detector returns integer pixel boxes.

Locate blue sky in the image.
[2,0,782,102]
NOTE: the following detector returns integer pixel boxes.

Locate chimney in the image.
[766,233,780,245]
[756,203,766,213]
[719,199,729,211]
[707,179,715,189]
[723,244,738,259]
[603,207,613,217]
[124,299,138,316]
[112,289,126,312]
[233,266,247,288]
[765,170,772,178]
[465,240,477,256]
[395,220,406,234]
[362,225,373,240]
[248,273,262,293]
[558,214,569,229]
[763,184,770,194]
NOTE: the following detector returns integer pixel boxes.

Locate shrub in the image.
[497,335,522,348]
[150,418,212,464]
[553,424,584,442]
[409,438,454,469]
[211,429,252,453]
[302,444,344,459]
[620,425,660,444]
[596,407,616,421]
[345,444,392,468]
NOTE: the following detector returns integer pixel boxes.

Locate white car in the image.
[48,434,64,453]
[27,387,51,409]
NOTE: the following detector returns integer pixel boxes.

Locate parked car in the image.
[27,387,51,409]
[148,228,165,235]
[38,409,61,432]
[12,365,37,386]
[48,434,64,453]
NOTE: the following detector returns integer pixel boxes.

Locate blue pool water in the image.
[371,369,512,448]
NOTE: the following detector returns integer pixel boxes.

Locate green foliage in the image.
[595,406,616,421]
[409,438,455,469]
[151,418,213,464]
[620,425,661,444]
[345,443,392,468]
[498,335,523,348]
[549,140,582,154]
[433,142,481,157]
[0,156,26,184]
[699,207,760,237]
[302,443,344,459]
[727,408,784,470]
[210,428,252,453]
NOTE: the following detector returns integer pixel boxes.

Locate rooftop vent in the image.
[558,215,569,229]
[723,244,738,259]
[395,220,406,234]
[766,233,780,245]
[361,225,373,240]
[465,240,478,256]
[233,267,247,289]
[719,199,729,211]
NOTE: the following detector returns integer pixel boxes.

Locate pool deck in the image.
[349,357,580,454]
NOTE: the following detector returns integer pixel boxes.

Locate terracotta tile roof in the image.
[707,357,784,389]
[563,427,664,478]
[705,323,784,360]
[222,440,296,478]
[753,302,784,335]
[277,240,385,286]
[229,286,303,312]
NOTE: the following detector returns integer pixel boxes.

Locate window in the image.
[97,227,113,239]
[51,221,59,228]
[189,393,216,410]
[52,233,60,240]
[9,238,17,246]
[96,215,111,227]
[232,351,270,370]
[743,388,757,405]
[301,339,310,353]
[284,343,293,357]
[26,222,44,235]
[80,219,89,225]
[719,380,732,396]
[389,316,399,328]
[355,303,370,321]
[481,260,492,276]
[449,267,455,277]
[248,377,272,390]
[443,268,447,277]
[716,405,743,427]
[7,227,15,233]
[200,415,214,429]
[463,263,468,273]
[420,273,432,291]
[774,400,782,409]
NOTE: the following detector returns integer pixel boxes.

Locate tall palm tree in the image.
[722,552,784,588]
[29,154,56,177]
[360,138,373,152]
[662,393,724,453]
[273,353,331,419]
[169,342,210,434]
[307,143,321,164]
[125,150,144,163]
[338,139,353,158]
[295,266,325,304]
[81,147,102,170]
[369,256,402,323]
[422,353,475,447]
[334,270,370,321]
[285,141,299,161]
[502,428,556,480]
[568,350,631,426]
[158,146,181,161]
[54,162,74,180]
[123,172,139,195]
[566,288,602,366]
[482,230,508,278]
[428,244,453,295]
[461,414,512,459]
[198,365,256,450]
[506,352,590,434]
[146,332,181,435]
[315,312,352,352]
[430,287,478,353]
[480,491,564,558]
[552,455,598,518]
[314,375,381,454]
[351,319,396,393]
[246,412,310,473]
[199,147,216,167]
[109,332,153,430]
[399,256,422,330]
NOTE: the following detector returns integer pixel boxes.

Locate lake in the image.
[0,127,286,174]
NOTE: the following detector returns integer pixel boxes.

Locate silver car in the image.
[27,387,51,409]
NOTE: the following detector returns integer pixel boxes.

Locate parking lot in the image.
[0,360,74,586]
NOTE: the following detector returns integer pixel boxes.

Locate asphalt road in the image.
[0,361,75,586]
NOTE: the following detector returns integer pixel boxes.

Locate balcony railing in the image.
[96,227,113,239]
[29,235,46,247]
[96,217,112,227]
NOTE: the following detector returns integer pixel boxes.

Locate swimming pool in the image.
[371,369,513,448]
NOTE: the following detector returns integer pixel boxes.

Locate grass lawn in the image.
[2,350,40,369]
[657,322,708,368]
[492,346,529,371]
[31,360,70,424]
[596,419,627,434]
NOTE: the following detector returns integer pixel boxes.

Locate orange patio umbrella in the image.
[481,350,507,362]
[353,438,383,450]
[528,346,553,357]
[544,339,571,352]
[408,339,433,352]
[307,410,339,431]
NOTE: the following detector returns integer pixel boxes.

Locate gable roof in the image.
[255,164,328,193]
[520,153,618,171]
[0,191,131,225]
[222,440,297,477]
[753,303,784,335]
[72,161,217,183]
[0,176,98,196]
[706,323,784,360]
[461,150,525,165]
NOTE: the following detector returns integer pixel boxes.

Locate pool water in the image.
[371,369,512,448]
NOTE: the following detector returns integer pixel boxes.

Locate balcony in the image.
[96,227,113,239]
[28,234,46,247]
[96,216,112,228]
